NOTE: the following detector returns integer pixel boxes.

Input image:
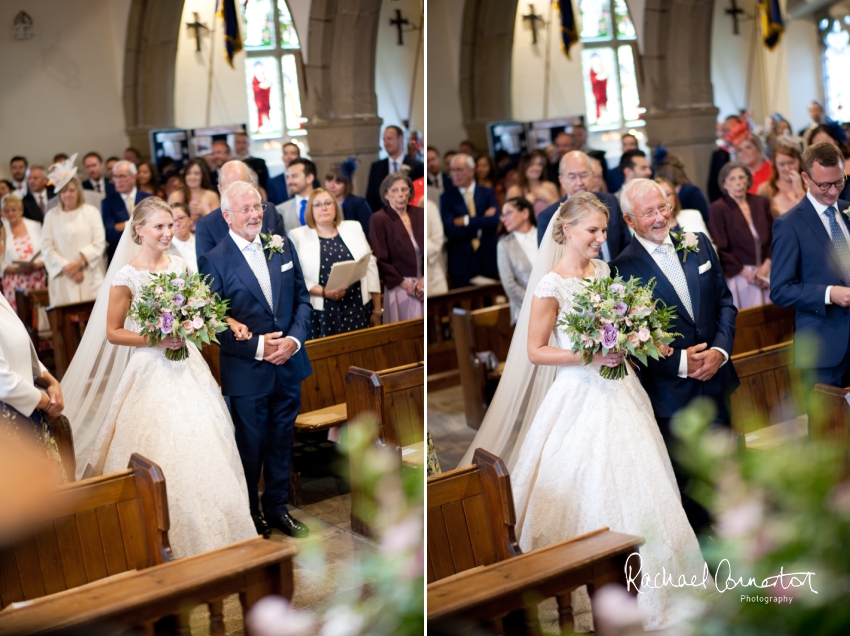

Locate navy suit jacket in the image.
[770,197,850,369]
[82,178,116,198]
[537,192,631,261]
[365,156,424,213]
[440,184,500,287]
[341,195,373,239]
[198,234,312,397]
[266,173,289,205]
[101,190,153,246]
[21,186,54,224]
[195,201,284,259]
[610,233,739,420]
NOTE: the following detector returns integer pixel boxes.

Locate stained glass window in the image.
[822,20,849,122]
[242,0,307,139]
[579,0,643,131]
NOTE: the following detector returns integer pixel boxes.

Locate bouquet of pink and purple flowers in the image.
[557,275,681,380]
[128,272,230,361]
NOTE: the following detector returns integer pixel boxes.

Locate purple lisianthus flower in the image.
[172,293,185,307]
[601,324,619,349]
[173,278,185,288]
[161,312,174,334]
[613,301,628,316]
[609,283,625,295]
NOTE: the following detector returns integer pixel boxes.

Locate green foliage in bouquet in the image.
[128,271,230,361]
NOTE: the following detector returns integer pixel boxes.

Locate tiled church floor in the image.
[427,384,477,471]
[188,475,377,636]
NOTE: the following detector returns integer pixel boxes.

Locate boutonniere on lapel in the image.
[259,232,285,261]
[671,229,700,263]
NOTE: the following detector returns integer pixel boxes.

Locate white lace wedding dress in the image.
[511,260,705,631]
[80,255,256,558]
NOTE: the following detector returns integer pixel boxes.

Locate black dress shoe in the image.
[269,512,309,538]
[252,513,271,539]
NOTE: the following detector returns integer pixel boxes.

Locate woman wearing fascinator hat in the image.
[41,154,108,305]
[323,157,373,238]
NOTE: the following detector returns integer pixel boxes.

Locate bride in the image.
[461,192,704,631]
[68,197,256,558]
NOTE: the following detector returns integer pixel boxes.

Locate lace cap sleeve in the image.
[533,272,562,299]
[169,255,189,276]
[594,259,611,279]
[111,266,136,291]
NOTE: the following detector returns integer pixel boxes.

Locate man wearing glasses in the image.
[771,142,850,400]
[101,160,153,262]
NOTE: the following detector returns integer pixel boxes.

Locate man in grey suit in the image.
[276,158,316,235]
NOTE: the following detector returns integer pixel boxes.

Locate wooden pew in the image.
[46,300,95,380]
[0,453,172,609]
[427,449,643,633]
[14,288,51,352]
[48,414,76,482]
[732,303,795,355]
[730,342,808,450]
[809,384,850,477]
[452,304,514,430]
[345,362,424,535]
[0,537,295,636]
[427,283,506,391]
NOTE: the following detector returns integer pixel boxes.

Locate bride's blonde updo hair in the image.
[131,197,173,245]
[551,192,610,244]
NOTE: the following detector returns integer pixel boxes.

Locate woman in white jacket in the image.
[288,188,382,340]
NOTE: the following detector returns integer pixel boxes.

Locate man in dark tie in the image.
[275,158,316,235]
[81,152,116,199]
[100,160,153,261]
[266,142,301,205]
[21,166,54,223]
[426,146,449,195]
[771,142,850,404]
[365,126,424,212]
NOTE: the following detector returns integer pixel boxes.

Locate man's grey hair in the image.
[113,160,137,176]
[588,156,602,172]
[245,165,260,187]
[221,180,260,215]
[558,151,593,176]
[451,153,475,169]
[620,178,667,217]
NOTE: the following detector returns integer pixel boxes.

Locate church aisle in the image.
[427,385,477,471]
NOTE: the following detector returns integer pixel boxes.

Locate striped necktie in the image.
[655,243,694,320]
[825,206,850,280]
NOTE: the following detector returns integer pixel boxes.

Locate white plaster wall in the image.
[510,2,587,122]
[0,0,131,179]
[426,0,467,154]
[375,0,424,144]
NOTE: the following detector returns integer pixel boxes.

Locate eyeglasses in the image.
[631,203,672,221]
[807,174,847,193]
[232,203,268,215]
[312,200,335,209]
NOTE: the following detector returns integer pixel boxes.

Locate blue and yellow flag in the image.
[757,0,784,50]
[218,0,243,68]
[556,0,579,59]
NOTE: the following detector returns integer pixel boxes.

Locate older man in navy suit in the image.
[536,151,631,261]
[611,178,738,532]
[440,153,499,288]
[771,143,850,404]
[199,181,312,539]
[101,160,153,261]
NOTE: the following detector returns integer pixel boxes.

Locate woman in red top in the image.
[735,134,772,195]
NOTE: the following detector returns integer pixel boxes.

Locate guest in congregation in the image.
[505,150,560,220]
[622,133,639,152]
[756,139,806,217]
[572,123,612,190]
[496,197,537,325]
[426,199,448,296]
[474,154,498,190]
[708,115,740,202]
[101,160,153,262]
[458,140,477,157]
[654,151,711,225]
[232,131,270,191]
[0,180,13,201]
[365,125,424,213]
[209,139,233,188]
[442,150,457,175]
[808,123,850,201]
[289,188,381,339]
[266,141,301,205]
[536,151,631,261]
[136,161,162,197]
[123,147,142,166]
[546,132,574,183]
[104,156,119,183]
[0,222,65,479]
[426,146,449,196]
[441,153,499,288]
[42,166,107,306]
[708,162,773,310]
[167,158,220,227]
[655,177,712,241]
[323,159,372,238]
[277,158,317,235]
[1,195,46,311]
[81,152,116,198]
[166,202,198,274]
[9,156,28,195]
[21,166,54,223]
[735,133,772,195]
[798,100,826,142]
[195,160,284,258]
[618,149,653,191]
[588,157,608,193]
[370,172,424,322]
